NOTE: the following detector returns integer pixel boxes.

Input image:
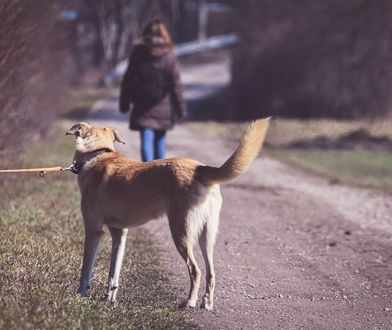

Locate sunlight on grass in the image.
[266,118,392,145]
[268,149,392,192]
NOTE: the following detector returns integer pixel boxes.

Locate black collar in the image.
[70,148,112,175]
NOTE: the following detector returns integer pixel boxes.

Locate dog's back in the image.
[79,154,206,226]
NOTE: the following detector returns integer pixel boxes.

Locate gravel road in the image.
[88,60,392,329]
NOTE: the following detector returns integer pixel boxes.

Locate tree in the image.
[74,0,190,71]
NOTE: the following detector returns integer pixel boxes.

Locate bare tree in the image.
[74,0,189,72]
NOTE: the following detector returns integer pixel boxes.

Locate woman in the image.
[119,20,186,161]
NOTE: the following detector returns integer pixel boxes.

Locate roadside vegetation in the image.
[0,91,197,329]
[268,148,392,192]
[187,118,392,193]
[266,119,392,192]
[65,88,112,120]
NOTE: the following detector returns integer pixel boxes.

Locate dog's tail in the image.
[196,117,271,186]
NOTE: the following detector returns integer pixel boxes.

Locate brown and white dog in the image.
[66,118,270,310]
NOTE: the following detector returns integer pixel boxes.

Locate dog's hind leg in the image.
[177,237,201,308]
[199,217,219,310]
[169,212,201,308]
[106,226,128,302]
[78,227,104,295]
[199,188,221,310]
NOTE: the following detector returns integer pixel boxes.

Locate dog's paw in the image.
[106,292,117,303]
[77,289,90,298]
[200,295,213,311]
[104,292,114,302]
[106,286,118,303]
[179,300,196,309]
[77,283,91,297]
[76,285,90,297]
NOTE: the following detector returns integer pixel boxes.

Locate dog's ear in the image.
[112,128,126,144]
[66,122,89,136]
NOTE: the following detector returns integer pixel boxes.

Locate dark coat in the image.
[119,41,186,131]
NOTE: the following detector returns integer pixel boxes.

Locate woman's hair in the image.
[140,20,173,50]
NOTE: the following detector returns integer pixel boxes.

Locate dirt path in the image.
[88,61,392,329]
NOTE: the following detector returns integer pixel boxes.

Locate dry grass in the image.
[0,124,197,329]
[265,118,392,192]
[64,88,112,120]
[269,148,392,192]
[265,118,392,145]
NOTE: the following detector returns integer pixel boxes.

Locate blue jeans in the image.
[140,128,166,162]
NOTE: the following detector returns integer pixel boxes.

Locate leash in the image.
[0,163,78,177]
[0,149,112,177]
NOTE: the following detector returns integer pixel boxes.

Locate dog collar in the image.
[70,148,112,175]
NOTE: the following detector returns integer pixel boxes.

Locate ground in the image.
[85,56,392,328]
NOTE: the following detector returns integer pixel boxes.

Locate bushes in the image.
[229,0,392,119]
[0,1,73,162]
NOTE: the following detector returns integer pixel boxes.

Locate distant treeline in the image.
[227,0,392,119]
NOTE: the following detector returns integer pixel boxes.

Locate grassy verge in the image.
[265,118,392,192]
[64,87,112,120]
[268,148,392,192]
[265,118,392,145]
[0,122,197,329]
[186,118,392,193]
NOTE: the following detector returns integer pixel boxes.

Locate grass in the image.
[265,118,392,192]
[64,88,112,120]
[186,117,392,193]
[0,122,197,329]
[268,148,392,192]
[265,118,392,145]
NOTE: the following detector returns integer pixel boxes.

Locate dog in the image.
[66,118,270,310]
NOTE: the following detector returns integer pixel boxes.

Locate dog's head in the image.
[66,122,125,153]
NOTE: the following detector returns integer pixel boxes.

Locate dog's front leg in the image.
[77,228,104,295]
[106,226,128,302]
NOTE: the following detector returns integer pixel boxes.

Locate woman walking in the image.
[119,20,186,161]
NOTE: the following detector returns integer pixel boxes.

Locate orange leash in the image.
[0,164,75,177]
